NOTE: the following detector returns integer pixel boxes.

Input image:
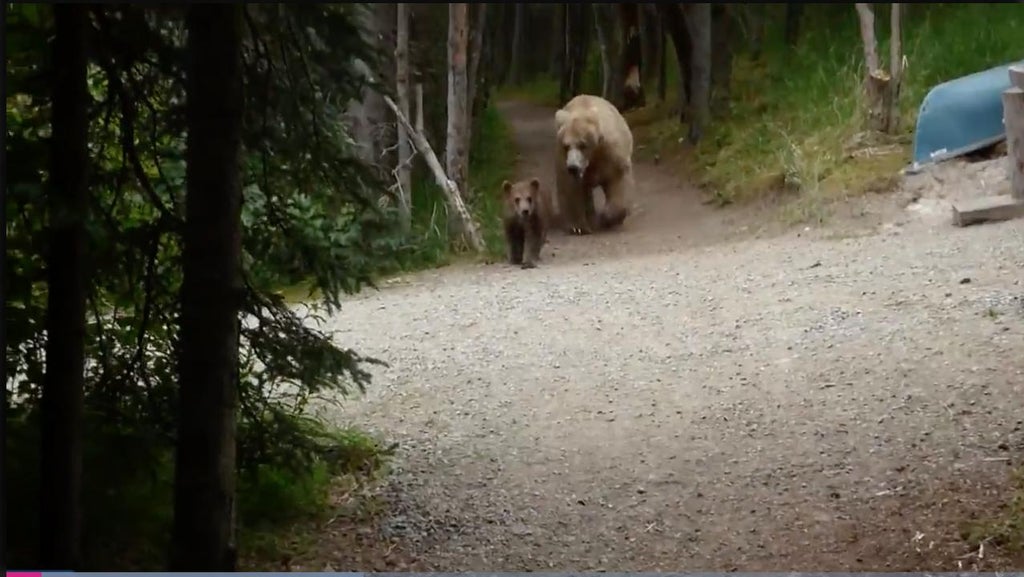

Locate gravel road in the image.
[300,101,1024,572]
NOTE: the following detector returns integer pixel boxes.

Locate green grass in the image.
[370,102,518,269]
[661,4,1023,210]
[499,5,1023,219]
[960,467,1024,559]
[5,408,394,570]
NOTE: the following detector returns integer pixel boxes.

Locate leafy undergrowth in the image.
[626,4,1024,218]
[5,409,394,570]
[275,103,517,305]
[960,467,1024,563]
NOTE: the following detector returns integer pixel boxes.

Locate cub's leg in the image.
[505,222,525,265]
[522,216,545,269]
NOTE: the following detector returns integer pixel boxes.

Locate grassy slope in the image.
[502,5,1023,223]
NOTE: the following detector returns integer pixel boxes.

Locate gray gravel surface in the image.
[304,102,1024,572]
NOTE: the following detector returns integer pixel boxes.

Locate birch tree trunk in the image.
[384,96,485,253]
[446,3,470,198]
[395,3,412,232]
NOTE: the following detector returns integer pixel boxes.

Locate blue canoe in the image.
[908,59,1024,174]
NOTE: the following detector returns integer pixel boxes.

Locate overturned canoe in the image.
[908,59,1024,174]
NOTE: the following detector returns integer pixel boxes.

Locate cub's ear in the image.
[501,180,512,196]
[554,109,570,129]
[528,178,541,192]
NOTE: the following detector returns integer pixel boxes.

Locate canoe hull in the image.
[908,60,1024,174]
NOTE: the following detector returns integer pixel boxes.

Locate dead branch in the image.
[383,95,485,253]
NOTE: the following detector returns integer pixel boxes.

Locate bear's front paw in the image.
[570,226,592,236]
[520,261,537,269]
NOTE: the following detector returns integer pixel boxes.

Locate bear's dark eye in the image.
[578,142,587,150]
[527,197,533,204]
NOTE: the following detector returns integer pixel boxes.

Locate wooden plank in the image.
[1009,65,1024,90]
[951,194,1024,227]
[1003,86,1024,201]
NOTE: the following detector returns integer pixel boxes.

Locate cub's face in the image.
[502,178,541,220]
[555,111,601,180]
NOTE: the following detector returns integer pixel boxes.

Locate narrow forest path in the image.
[495,99,760,264]
[294,100,1024,573]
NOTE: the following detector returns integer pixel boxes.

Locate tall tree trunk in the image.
[395,3,412,233]
[656,12,667,102]
[593,3,623,107]
[446,4,470,199]
[346,5,391,165]
[170,4,244,571]
[686,3,712,143]
[492,3,511,86]
[40,4,89,568]
[639,4,659,87]
[508,3,525,85]
[560,3,591,105]
[784,4,804,47]
[710,3,733,107]
[551,4,565,78]
[619,3,645,111]
[467,3,488,139]
[658,3,691,122]
[887,3,903,133]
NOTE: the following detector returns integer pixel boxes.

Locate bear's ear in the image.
[501,180,512,196]
[528,178,541,193]
[554,109,570,129]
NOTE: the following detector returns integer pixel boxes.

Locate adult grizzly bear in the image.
[554,94,635,235]
[501,178,550,269]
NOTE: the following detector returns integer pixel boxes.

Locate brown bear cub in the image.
[501,178,549,269]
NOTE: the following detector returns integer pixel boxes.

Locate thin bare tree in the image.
[395,3,412,232]
[686,3,712,143]
[446,3,470,197]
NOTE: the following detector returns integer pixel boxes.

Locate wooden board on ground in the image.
[950,74,1024,227]
[951,193,1024,227]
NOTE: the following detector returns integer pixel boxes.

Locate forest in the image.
[5,2,1023,571]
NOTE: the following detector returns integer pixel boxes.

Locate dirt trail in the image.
[497,99,762,264]
[300,101,1024,572]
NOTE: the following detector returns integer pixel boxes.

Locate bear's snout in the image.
[567,165,582,179]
